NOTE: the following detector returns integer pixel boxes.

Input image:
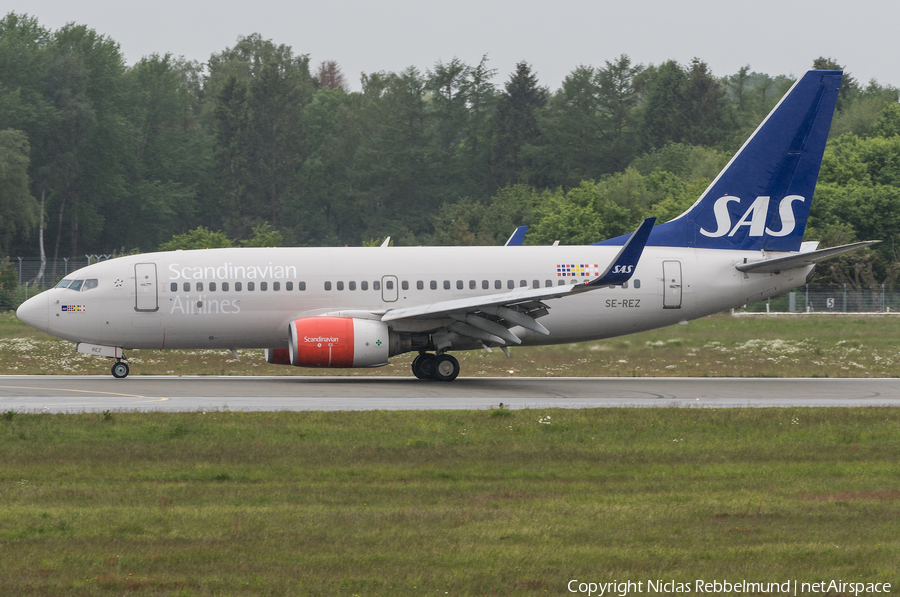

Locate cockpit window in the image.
[68,279,84,292]
[82,279,99,291]
[55,279,73,289]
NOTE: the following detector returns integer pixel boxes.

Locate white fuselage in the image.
[30,245,809,353]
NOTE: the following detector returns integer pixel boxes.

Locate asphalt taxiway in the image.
[1,376,899,412]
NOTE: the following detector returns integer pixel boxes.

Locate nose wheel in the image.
[111,360,130,379]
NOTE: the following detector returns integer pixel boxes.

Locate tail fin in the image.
[599,70,842,251]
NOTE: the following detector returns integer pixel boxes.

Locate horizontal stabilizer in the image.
[736,241,880,274]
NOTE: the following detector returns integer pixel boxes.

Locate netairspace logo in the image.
[567,579,892,596]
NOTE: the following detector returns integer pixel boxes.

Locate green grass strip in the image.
[1,408,898,595]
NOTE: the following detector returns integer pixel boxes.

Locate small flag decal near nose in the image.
[61,305,86,312]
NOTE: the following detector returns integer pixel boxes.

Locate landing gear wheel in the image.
[432,354,460,382]
[412,353,436,380]
[111,361,130,379]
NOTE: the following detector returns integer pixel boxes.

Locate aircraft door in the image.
[382,275,398,302]
[134,263,159,312]
[662,261,682,309]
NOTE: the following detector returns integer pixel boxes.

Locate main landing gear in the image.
[411,352,460,382]
[111,359,130,379]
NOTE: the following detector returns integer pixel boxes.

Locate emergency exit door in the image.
[662,261,682,309]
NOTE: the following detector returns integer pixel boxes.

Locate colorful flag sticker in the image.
[556,264,600,277]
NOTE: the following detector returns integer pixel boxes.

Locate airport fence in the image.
[8,256,113,292]
[743,284,900,314]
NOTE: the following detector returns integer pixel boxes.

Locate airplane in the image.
[16,69,878,381]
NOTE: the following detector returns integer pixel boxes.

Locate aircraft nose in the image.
[16,292,50,333]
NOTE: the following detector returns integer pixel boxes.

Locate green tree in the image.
[0,257,20,310]
[682,58,729,146]
[0,129,39,253]
[240,222,283,247]
[640,60,689,150]
[492,62,548,186]
[159,226,233,250]
[105,53,211,251]
[350,67,435,239]
[208,34,315,239]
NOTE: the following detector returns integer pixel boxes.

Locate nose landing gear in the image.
[411,352,459,381]
[111,360,130,379]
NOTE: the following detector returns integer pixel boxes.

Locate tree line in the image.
[1,12,899,288]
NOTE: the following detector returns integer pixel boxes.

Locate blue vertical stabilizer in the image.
[597,70,842,251]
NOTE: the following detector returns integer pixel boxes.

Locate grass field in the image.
[1,408,898,595]
[2,311,900,378]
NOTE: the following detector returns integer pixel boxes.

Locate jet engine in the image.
[287,317,391,368]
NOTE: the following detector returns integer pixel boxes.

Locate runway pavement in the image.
[1,376,899,412]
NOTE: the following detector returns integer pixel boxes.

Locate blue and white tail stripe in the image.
[598,70,843,252]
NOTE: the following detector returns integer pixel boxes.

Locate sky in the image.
[7,0,900,91]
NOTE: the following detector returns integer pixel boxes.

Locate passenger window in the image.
[507,280,514,289]
[634,279,641,289]
[286,281,292,291]
[533,280,540,289]
[273,282,280,291]
[430,281,437,290]
[482,280,489,290]
[495,280,501,290]
[196,282,203,291]
[373,281,381,291]
[361,281,368,291]
[260,282,267,291]
[520,280,527,287]
[183,282,190,292]
[299,281,306,291]
[248,282,255,291]
[558,280,565,286]
[545,280,552,287]
[456,280,463,290]
[223,282,229,291]
[402,281,409,290]
[443,281,450,290]
[235,282,242,291]
[336,281,343,291]
[324,282,331,291]
[83,279,99,291]
[469,280,476,290]
[170,282,177,292]
[349,281,356,291]
[622,282,628,289]
[210,282,217,291]
[417,281,424,290]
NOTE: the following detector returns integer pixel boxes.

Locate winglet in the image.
[504,226,528,246]
[589,217,655,286]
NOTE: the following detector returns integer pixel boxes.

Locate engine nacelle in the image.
[287,317,390,368]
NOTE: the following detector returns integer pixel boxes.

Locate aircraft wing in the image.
[736,241,880,274]
[381,218,655,345]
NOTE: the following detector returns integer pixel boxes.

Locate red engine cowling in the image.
[287,317,390,368]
